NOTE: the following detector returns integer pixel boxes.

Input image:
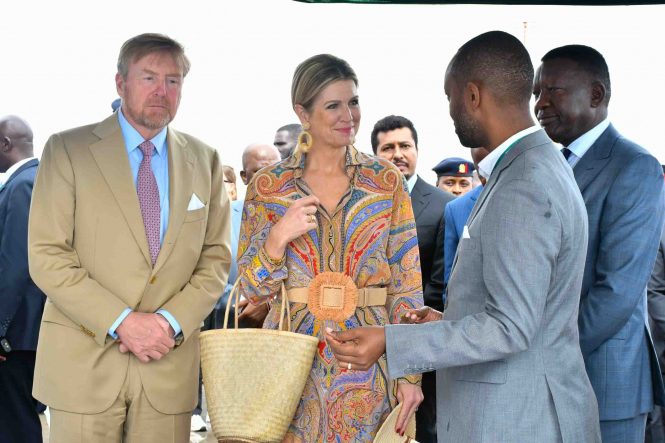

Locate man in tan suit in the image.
[28,33,231,442]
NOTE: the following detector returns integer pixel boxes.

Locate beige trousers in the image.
[49,356,191,443]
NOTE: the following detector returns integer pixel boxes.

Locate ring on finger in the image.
[347,362,352,370]
[309,214,316,223]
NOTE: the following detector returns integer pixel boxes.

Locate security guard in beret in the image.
[432,157,475,196]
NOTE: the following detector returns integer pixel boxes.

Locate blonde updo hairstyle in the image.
[291,54,358,153]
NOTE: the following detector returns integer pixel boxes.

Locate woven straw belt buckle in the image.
[283,272,388,322]
[307,272,358,322]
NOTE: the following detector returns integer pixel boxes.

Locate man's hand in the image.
[401,306,443,324]
[237,299,269,328]
[116,312,175,363]
[324,326,386,371]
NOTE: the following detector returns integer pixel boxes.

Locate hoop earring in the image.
[297,123,313,153]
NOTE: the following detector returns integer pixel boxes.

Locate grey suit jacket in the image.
[385,129,600,442]
[411,176,455,311]
[575,124,665,420]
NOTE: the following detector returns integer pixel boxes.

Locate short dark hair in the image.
[117,33,190,78]
[449,30,533,106]
[276,123,302,136]
[541,44,611,101]
[370,115,418,154]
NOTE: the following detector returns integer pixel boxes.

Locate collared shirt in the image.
[118,109,170,244]
[109,111,180,339]
[406,173,418,194]
[478,125,541,179]
[4,157,36,181]
[564,118,610,168]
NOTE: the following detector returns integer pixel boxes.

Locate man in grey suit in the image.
[533,45,665,442]
[326,31,600,442]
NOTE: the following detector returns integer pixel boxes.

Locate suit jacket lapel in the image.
[572,124,617,193]
[153,128,194,273]
[466,129,550,228]
[89,115,152,266]
[410,177,428,219]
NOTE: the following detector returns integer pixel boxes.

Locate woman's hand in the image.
[395,382,423,436]
[400,306,443,324]
[264,195,319,259]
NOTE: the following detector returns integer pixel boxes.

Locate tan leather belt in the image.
[286,286,387,307]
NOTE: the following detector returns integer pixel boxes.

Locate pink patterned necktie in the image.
[137,140,161,265]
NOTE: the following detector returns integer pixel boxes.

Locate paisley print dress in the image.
[237,146,423,442]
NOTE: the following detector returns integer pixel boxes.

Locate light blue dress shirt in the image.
[109,110,181,338]
[564,118,610,168]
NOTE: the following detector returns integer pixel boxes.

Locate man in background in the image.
[233,142,282,327]
[273,124,301,159]
[371,114,454,443]
[432,157,474,196]
[0,115,45,443]
[534,44,665,442]
[443,147,489,287]
[647,224,665,442]
[222,165,237,201]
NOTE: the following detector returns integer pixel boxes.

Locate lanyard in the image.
[492,138,521,175]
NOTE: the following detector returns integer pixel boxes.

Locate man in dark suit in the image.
[371,115,454,443]
[534,44,665,442]
[0,115,45,443]
[647,223,665,442]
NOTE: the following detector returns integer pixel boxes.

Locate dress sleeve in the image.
[386,176,424,322]
[236,178,288,304]
[386,176,424,385]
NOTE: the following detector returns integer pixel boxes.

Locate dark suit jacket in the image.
[411,176,455,311]
[575,124,665,420]
[0,159,46,351]
[648,227,665,369]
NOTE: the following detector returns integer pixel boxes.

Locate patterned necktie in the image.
[137,140,160,265]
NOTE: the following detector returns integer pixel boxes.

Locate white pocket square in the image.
[462,225,471,239]
[187,193,205,211]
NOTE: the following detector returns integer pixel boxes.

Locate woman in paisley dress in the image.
[236,54,424,442]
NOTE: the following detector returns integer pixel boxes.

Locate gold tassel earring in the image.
[297,122,313,153]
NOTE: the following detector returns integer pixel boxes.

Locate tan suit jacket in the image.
[28,114,231,415]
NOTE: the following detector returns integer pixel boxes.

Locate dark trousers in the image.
[0,351,42,443]
[646,406,665,443]
[416,370,437,443]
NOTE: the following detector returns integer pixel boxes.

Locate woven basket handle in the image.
[222,280,291,331]
[223,279,242,330]
[278,283,292,332]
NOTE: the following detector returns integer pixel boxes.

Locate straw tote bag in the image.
[200,281,319,443]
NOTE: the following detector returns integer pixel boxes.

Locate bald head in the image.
[0,115,34,173]
[240,143,281,185]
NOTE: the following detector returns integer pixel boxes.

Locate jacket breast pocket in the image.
[184,206,207,223]
[455,360,507,384]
